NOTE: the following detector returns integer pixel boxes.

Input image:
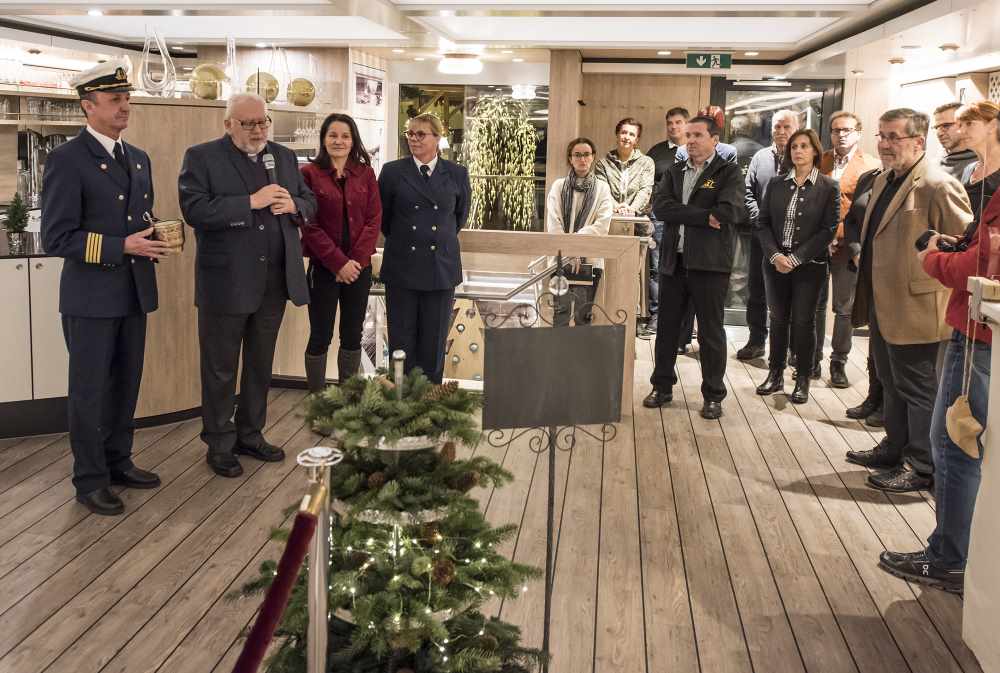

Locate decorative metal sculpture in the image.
[138,27,176,97]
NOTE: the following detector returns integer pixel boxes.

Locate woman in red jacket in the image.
[880,100,999,594]
[301,113,381,391]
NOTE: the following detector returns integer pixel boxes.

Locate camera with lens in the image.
[915,229,967,253]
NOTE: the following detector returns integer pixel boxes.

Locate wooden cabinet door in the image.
[29,258,67,399]
[0,259,32,403]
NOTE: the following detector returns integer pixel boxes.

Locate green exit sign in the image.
[686,53,732,70]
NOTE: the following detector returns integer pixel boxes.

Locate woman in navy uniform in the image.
[41,58,171,516]
[378,113,470,383]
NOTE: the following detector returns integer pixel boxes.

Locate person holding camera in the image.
[878,100,999,594]
[754,129,839,404]
[546,137,613,326]
[846,108,973,494]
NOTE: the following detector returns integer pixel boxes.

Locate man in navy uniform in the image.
[179,93,316,478]
[41,58,170,516]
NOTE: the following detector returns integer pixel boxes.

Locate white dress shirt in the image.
[413,155,439,177]
[86,125,123,159]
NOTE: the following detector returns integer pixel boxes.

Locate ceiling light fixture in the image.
[512,57,524,63]
[501,50,514,54]
[255,42,268,49]
[438,53,483,75]
[87,8,103,16]
[744,51,759,56]
[939,43,960,52]
[414,57,426,62]
[901,45,921,50]
[657,50,671,56]
[392,48,405,54]
[733,80,792,87]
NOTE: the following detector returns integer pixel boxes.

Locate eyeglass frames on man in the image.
[874,133,920,144]
[235,116,272,130]
[404,130,437,140]
[830,127,858,136]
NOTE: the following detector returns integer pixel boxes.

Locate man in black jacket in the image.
[178,92,317,478]
[643,115,745,419]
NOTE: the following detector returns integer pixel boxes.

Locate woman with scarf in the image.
[546,137,614,326]
[880,100,1000,594]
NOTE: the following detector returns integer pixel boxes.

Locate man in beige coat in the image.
[846,108,973,493]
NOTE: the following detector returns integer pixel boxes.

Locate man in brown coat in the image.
[846,108,973,493]
[818,111,881,387]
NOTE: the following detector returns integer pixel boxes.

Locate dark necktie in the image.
[114,142,128,172]
[420,164,431,181]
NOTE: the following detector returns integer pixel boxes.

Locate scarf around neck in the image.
[561,169,597,233]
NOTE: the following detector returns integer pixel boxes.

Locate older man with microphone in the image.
[179,92,317,478]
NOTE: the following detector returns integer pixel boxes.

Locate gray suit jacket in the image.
[179,136,316,314]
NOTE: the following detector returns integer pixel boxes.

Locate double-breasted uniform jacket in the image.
[41,130,158,317]
[178,137,317,315]
[378,157,471,291]
[851,156,973,345]
[756,171,840,265]
[653,154,746,275]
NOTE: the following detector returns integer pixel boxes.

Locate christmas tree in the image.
[236,367,545,673]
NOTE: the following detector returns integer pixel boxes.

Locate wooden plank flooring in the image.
[0,329,983,673]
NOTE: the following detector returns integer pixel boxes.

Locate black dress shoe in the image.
[845,444,899,468]
[701,400,723,419]
[755,369,784,395]
[736,342,765,361]
[867,464,933,493]
[878,549,963,594]
[110,467,161,489]
[76,487,125,516]
[642,389,673,408]
[235,440,286,462]
[810,362,822,380]
[829,361,849,389]
[207,452,244,478]
[790,376,810,404]
[865,407,884,428]
[846,397,880,420]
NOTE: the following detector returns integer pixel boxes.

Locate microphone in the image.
[263,153,277,184]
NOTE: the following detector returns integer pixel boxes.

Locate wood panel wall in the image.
[579,73,711,156]
[545,51,583,195]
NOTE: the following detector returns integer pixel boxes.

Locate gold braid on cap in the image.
[81,81,134,92]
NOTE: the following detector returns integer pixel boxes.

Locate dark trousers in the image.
[764,262,827,372]
[198,275,288,454]
[385,284,455,384]
[927,331,990,569]
[678,303,695,347]
[62,313,146,495]
[647,221,663,317]
[651,265,730,402]
[867,354,884,405]
[746,234,768,345]
[553,271,601,327]
[812,265,830,365]
[305,263,372,356]
[868,308,938,476]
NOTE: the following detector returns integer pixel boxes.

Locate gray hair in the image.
[880,108,930,139]
[772,109,800,128]
[225,92,267,120]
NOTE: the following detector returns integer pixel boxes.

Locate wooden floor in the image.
[0,328,983,673]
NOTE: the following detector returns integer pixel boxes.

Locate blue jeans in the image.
[925,330,991,569]
[647,220,663,316]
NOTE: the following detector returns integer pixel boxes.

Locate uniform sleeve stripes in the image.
[85,232,103,264]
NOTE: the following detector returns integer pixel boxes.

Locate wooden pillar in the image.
[545,51,583,196]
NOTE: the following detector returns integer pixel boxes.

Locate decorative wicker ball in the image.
[287,77,316,106]
[246,71,279,102]
[190,63,226,100]
[432,558,456,586]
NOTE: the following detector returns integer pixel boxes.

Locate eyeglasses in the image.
[235,116,272,130]
[571,152,593,159]
[405,130,437,140]
[933,122,956,131]
[875,133,920,144]
[830,127,858,136]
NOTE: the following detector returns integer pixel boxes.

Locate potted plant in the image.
[5,192,28,255]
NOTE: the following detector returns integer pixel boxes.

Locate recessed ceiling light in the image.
[173,46,186,50]
[657,50,671,56]
[744,51,759,56]
[512,58,524,62]
[414,57,425,61]
[501,50,514,54]
[392,49,405,54]
[901,45,921,50]
[87,8,103,16]
[255,42,268,49]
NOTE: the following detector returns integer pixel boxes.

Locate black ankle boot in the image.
[756,369,784,395]
[790,375,810,404]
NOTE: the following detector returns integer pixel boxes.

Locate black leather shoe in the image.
[110,467,161,490]
[846,397,880,420]
[830,361,849,389]
[878,549,963,594]
[235,440,286,462]
[845,444,899,468]
[865,407,884,428]
[867,464,933,493]
[736,342,765,361]
[755,369,784,395]
[810,362,822,380]
[790,376,810,404]
[701,400,723,419]
[207,452,244,478]
[642,389,673,408]
[76,487,125,516]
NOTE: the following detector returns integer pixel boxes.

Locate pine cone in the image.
[367,471,387,489]
[439,441,457,464]
[432,558,456,586]
[453,471,480,493]
[424,380,459,401]
[479,635,500,651]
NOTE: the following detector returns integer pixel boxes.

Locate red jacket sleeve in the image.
[350,166,382,268]
[299,165,351,273]
[922,237,980,291]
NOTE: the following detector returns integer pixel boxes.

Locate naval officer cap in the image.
[70,57,134,96]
